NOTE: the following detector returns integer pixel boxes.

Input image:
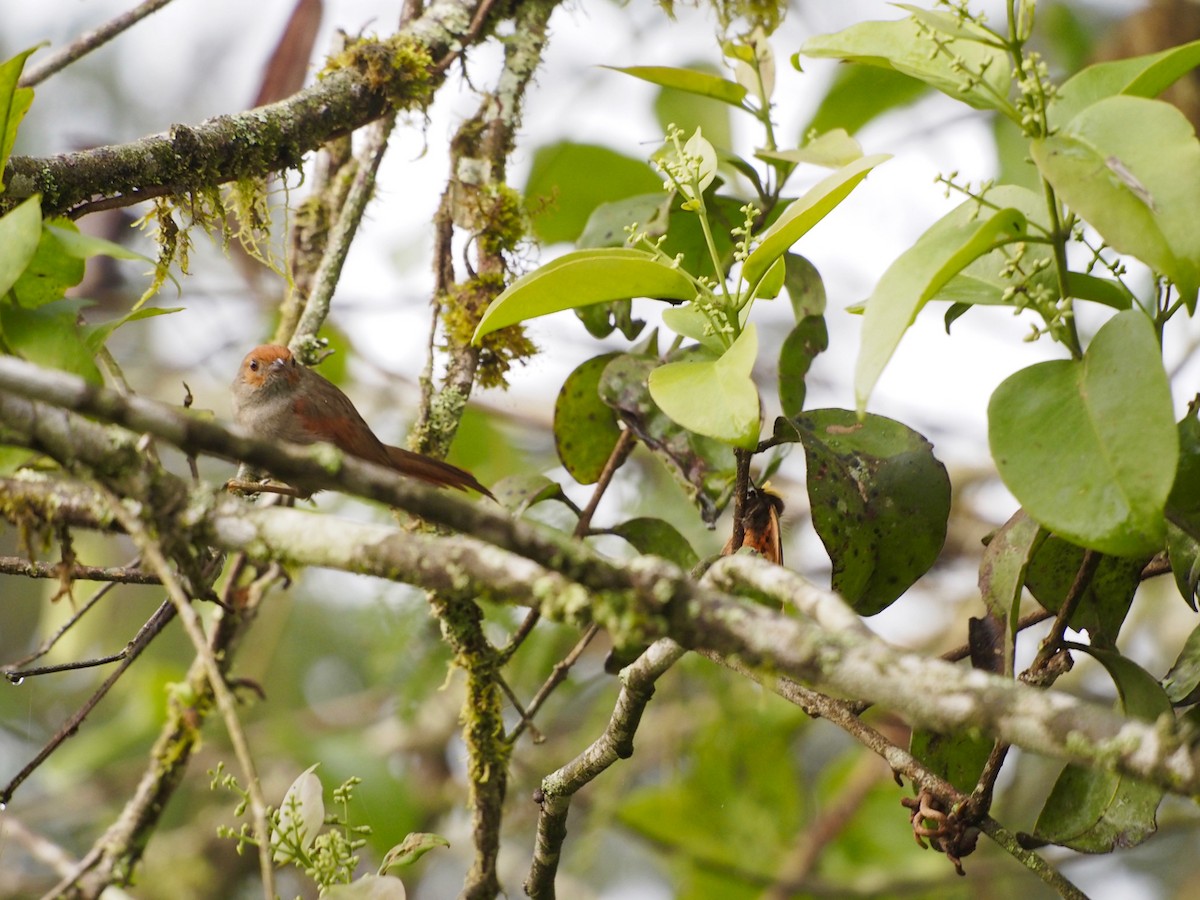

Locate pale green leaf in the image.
[648,324,760,448]
[742,153,889,289]
[473,249,695,340]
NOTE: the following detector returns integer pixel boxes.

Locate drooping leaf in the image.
[1163,622,1200,706]
[977,510,1046,676]
[554,353,624,485]
[777,316,827,418]
[1034,646,1168,852]
[609,517,699,570]
[798,15,1011,112]
[1031,96,1200,309]
[742,153,889,290]
[856,204,1026,412]
[647,324,761,449]
[472,248,695,340]
[778,409,950,615]
[783,253,826,319]
[989,309,1176,557]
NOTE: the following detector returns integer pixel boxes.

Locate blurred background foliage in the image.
[5,1,1200,898]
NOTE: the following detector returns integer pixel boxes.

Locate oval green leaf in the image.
[781,408,951,615]
[554,353,623,485]
[647,324,760,449]
[473,249,696,341]
[989,309,1177,557]
[609,517,699,570]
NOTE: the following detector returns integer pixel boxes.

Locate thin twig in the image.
[18,0,180,87]
[97,488,276,900]
[1,601,176,806]
[289,113,396,352]
[0,555,159,584]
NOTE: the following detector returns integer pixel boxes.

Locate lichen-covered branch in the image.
[2,0,500,218]
[3,356,1200,800]
[525,638,686,899]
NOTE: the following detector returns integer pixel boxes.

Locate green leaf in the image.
[554,353,624,485]
[0,298,102,383]
[1031,96,1200,309]
[755,129,864,169]
[783,253,826,319]
[605,65,748,107]
[1034,646,1168,852]
[578,193,669,249]
[1053,38,1200,128]
[84,306,185,354]
[779,409,950,615]
[1024,539,1146,648]
[324,875,408,900]
[856,204,1026,412]
[910,729,992,794]
[1166,404,1200,609]
[989,310,1176,557]
[489,474,569,515]
[609,517,699,570]
[11,225,86,307]
[798,15,1012,112]
[46,221,151,263]
[0,48,39,184]
[599,353,736,525]
[1163,621,1200,706]
[977,510,1046,676]
[472,249,695,340]
[0,195,44,297]
[648,324,760,449]
[777,316,827,417]
[524,142,662,244]
[381,831,450,870]
[742,153,889,289]
[660,305,726,354]
[802,64,929,137]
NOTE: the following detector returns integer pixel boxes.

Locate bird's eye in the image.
[249,360,259,371]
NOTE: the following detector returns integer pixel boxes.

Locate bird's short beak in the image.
[270,358,287,373]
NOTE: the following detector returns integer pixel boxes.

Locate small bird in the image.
[231,344,493,498]
[721,484,784,565]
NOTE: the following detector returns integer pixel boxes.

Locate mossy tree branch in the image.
[1,0,504,219]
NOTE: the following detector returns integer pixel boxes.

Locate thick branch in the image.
[2,0,498,218]
[3,358,1200,797]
